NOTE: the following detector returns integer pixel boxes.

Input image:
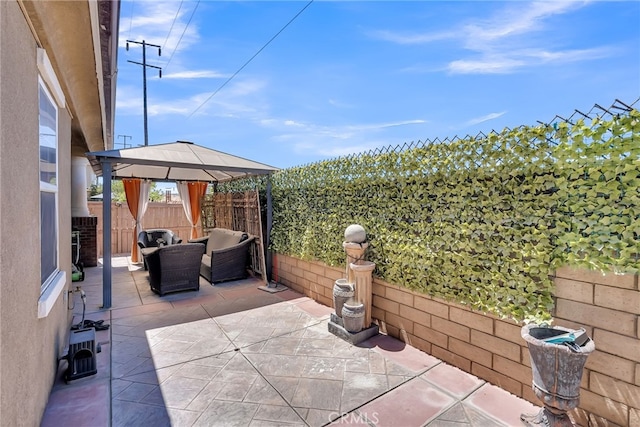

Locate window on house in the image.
[39,78,58,289]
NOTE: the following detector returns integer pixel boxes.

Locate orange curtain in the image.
[123,178,141,262]
[187,182,208,239]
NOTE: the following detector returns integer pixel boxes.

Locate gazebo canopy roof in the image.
[87,140,279,182]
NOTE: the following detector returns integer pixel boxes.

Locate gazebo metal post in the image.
[266,177,273,282]
[101,160,112,308]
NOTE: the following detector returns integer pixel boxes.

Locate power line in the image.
[188,0,314,118]
[161,0,185,67]
[127,0,135,41]
[162,1,184,49]
[163,0,201,72]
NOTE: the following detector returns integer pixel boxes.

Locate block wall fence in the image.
[274,254,639,427]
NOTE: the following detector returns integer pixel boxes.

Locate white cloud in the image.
[368,29,455,45]
[328,98,355,109]
[354,120,426,130]
[447,46,611,75]
[162,70,230,79]
[466,112,507,126]
[374,1,599,75]
[120,1,200,65]
[448,57,525,74]
[115,86,143,112]
[463,1,582,45]
[185,78,269,118]
[267,118,427,158]
[529,47,612,63]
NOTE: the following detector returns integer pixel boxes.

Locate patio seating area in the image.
[41,255,539,426]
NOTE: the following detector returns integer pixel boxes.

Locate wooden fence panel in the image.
[88,202,194,256]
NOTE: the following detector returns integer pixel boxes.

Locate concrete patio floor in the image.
[41,255,539,426]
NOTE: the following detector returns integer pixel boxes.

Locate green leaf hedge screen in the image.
[221,110,639,322]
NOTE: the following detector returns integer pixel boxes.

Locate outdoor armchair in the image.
[189,228,255,284]
[137,229,182,249]
[138,229,183,270]
[145,243,205,296]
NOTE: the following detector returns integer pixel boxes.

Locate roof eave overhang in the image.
[20,0,119,157]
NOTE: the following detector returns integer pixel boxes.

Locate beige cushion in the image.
[205,228,246,253]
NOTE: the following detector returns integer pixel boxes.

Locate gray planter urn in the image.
[341,299,365,333]
[520,324,595,427]
[332,279,354,318]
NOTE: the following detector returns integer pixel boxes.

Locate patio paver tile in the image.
[41,380,110,427]
[245,353,309,377]
[111,400,172,427]
[243,377,295,406]
[192,400,260,427]
[463,382,540,427]
[263,375,300,401]
[253,404,307,424]
[422,362,486,400]
[365,333,442,374]
[427,402,504,427]
[113,381,156,402]
[185,381,225,411]
[358,377,456,426]
[173,363,221,381]
[257,336,301,355]
[304,408,338,427]
[340,372,391,414]
[145,375,209,409]
[301,356,347,380]
[290,377,343,411]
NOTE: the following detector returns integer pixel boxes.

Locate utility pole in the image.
[117,134,132,148]
[126,40,162,146]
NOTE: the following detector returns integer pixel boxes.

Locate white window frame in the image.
[37,49,66,318]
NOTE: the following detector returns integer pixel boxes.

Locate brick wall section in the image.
[553,267,639,427]
[275,253,639,426]
[72,216,98,267]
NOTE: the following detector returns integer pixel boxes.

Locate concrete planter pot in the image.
[333,279,354,318]
[521,324,595,427]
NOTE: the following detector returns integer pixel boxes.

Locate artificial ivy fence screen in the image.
[221,105,639,322]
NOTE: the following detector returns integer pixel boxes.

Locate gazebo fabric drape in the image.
[123,178,151,263]
[177,181,208,240]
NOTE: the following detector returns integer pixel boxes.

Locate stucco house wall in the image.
[0,2,73,424]
[0,1,117,424]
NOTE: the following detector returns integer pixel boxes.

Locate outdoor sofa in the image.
[189,228,255,284]
[145,243,205,296]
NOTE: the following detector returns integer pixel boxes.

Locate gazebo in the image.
[87,140,279,308]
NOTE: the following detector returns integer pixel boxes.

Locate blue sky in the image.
[115,1,640,171]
